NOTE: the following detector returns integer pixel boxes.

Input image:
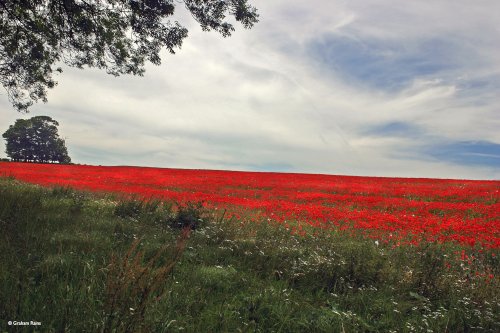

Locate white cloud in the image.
[1,0,499,179]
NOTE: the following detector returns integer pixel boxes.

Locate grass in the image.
[0,177,499,332]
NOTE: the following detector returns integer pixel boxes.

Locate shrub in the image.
[168,201,207,230]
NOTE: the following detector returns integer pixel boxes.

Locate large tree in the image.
[0,0,258,112]
[2,116,71,163]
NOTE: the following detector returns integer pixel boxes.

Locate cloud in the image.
[1,0,499,179]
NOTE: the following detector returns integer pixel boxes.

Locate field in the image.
[0,161,499,332]
[0,162,498,248]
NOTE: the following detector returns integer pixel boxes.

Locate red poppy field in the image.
[1,162,499,248]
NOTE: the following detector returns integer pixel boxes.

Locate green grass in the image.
[0,178,499,332]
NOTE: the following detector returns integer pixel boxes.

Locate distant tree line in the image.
[2,116,71,163]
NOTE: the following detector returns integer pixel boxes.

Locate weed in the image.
[102,228,190,333]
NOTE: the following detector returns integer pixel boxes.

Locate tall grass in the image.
[0,177,498,332]
[103,229,190,333]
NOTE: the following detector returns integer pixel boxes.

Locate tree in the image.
[0,0,259,112]
[2,116,71,163]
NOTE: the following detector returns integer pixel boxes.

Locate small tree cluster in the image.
[2,116,71,163]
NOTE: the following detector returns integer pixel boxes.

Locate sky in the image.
[1,0,499,179]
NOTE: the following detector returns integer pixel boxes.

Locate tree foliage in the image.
[0,0,259,112]
[2,116,71,163]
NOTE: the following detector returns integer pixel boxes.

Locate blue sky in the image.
[309,35,462,92]
[1,0,499,179]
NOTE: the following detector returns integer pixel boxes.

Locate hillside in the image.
[0,166,499,332]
